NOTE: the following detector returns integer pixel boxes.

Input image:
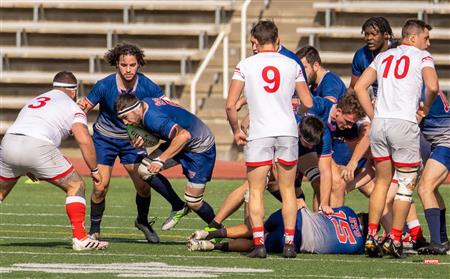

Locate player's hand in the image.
[130,136,145,148]
[147,159,164,175]
[90,168,101,186]
[296,198,307,209]
[341,161,357,182]
[416,101,427,123]
[234,130,248,146]
[77,97,88,111]
[318,204,333,215]
[26,172,39,182]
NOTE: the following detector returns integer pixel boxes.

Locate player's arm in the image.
[77,97,95,114]
[421,67,439,116]
[236,96,247,111]
[295,81,313,114]
[354,68,376,120]
[318,155,333,214]
[341,121,370,182]
[71,122,101,184]
[226,79,247,145]
[349,75,359,89]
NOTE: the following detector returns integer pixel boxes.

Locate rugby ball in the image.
[127,125,159,147]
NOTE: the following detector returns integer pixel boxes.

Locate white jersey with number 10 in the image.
[369,44,435,123]
[232,51,305,140]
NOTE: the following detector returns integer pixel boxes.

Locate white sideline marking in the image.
[0,251,448,265]
[0,262,271,278]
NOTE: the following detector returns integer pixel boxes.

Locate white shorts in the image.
[244,136,298,167]
[370,118,421,167]
[0,134,74,181]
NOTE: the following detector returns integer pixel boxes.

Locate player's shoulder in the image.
[354,45,370,58]
[97,73,116,85]
[137,72,157,85]
[323,71,344,84]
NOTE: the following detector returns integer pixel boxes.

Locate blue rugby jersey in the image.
[311,71,346,103]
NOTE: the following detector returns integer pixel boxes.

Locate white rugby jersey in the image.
[370,44,435,123]
[7,89,87,147]
[232,51,306,140]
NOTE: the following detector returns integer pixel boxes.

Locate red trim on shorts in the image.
[0,175,20,181]
[373,156,391,162]
[246,160,273,167]
[393,161,421,167]
[277,159,298,166]
[320,154,332,158]
[45,166,75,181]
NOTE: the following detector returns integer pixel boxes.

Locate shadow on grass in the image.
[0,241,68,249]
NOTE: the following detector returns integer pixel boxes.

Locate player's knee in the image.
[331,176,346,194]
[394,167,419,203]
[305,167,320,183]
[184,192,203,210]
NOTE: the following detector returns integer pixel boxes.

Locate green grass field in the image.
[0,177,449,278]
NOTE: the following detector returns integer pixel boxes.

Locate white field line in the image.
[0,250,448,265]
[0,223,198,231]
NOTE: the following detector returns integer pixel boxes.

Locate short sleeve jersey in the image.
[233,50,306,140]
[369,44,435,123]
[7,89,87,147]
[304,96,335,156]
[141,98,215,153]
[278,45,308,82]
[312,71,347,103]
[352,45,377,90]
[86,73,164,139]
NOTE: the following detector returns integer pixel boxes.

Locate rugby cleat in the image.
[135,218,160,243]
[282,244,297,258]
[187,239,215,252]
[161,206,190,231]
[412,236,429,251]
[365,235,383,257]
[247,245,267,258]
[188,230,210,241]
[72,237,109,251]
[382,238,404,258]
[89,232,100,240]
[417,242,448,255]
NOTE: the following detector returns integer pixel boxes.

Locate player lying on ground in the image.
[187,206,365,255]
[0,71,108,251]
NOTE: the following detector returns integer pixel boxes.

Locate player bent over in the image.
[226,20,312,258]
[115,94,217,231]
[0,71,108,251]
[187,206,365,256]
[355,19,439,258]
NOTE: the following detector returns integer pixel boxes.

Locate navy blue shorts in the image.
[93,129,146,166]
[159,142,216,184]
[430,145,450,171]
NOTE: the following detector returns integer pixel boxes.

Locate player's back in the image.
[235,51,302,140]
[6,90,85,147]
[372,44,434,123]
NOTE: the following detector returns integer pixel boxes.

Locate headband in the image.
[53,82,78,89]
[117,100,141,117]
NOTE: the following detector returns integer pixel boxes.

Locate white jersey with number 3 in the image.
[6,89,87,147]
[233,51,305,140]
[370,44,435,123]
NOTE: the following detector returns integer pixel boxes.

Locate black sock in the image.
[136,193,151,225]
[193,201,215,224]
[214,242,229,252]
[208,219,223,229]
[146,174,185,211]
[89,199,105,234]
[207,228,227,240]
[269,190,282,202]
[440,208,448,243]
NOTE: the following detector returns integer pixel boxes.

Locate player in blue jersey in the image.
[296,46,346,103]
[418,90,450,254]
[115,93,217,230]
[187,206,365,255]
[77,43,188,243]
[349,17,394,96]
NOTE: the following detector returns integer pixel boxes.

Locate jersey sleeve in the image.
[420,51,435,70]
[142,78,164,98]
[295,63,306,83]
[85,81,105,107]
[351,50,363,77]
[144,110,178,140]
[319,128,332,157]
[232,61,245,81]
[320,75,342,102]
[71,105,88,126]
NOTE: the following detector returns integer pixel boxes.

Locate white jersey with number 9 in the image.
[232,51,305,140]
[6,89,87,147]
[369,44,435,123]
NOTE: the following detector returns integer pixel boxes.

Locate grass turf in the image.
[0,177,448,278]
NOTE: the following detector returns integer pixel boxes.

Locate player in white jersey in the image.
[355,19,439,258]
[0,71,109,251]
[226,20,312,258]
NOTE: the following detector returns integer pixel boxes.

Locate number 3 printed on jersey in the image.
[382,55,410,79]
[28,96,51,109]
[262,66,280,93]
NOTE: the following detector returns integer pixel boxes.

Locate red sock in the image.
[409,225,423,241]
[390,228,403,242]
[65,196,87,240]
[252,226,264,246]
[284,229,295,245]
[368,223,379,237]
